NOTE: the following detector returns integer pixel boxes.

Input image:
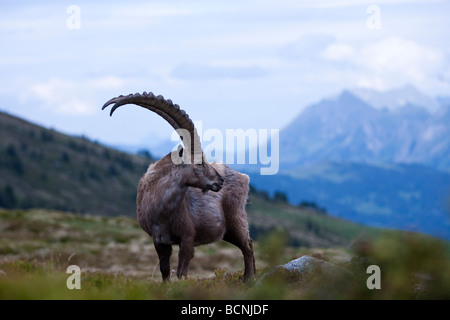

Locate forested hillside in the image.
[0,111,151,216]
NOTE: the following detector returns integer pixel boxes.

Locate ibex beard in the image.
[102,92,256,282]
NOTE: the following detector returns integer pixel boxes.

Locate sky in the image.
[1,0,449,150]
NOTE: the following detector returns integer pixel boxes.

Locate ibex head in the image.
[175,145,224,192]
[102,92,224,192]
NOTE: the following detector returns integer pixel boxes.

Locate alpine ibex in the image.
[102,92,256,282]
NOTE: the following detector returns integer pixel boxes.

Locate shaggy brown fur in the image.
[137,152,255,282]
[103,92,256,282]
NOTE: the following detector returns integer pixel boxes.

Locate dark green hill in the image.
[0,111,151,217]
[0,111,384,247]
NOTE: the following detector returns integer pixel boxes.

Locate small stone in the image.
[258,255,354,296]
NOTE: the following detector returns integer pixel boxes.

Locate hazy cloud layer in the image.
[0,0,449,146]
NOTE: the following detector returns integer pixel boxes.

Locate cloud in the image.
[279,34,336,62]
[171,63,267,80]
[357,37,446,90]
[361,37,442,72]
[320,37,447,91]
[90,3,192,29]
[27,76,128,115]
[256,0,439,9]
[321,43,355,61]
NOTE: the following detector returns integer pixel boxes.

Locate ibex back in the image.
[102,92,256,282]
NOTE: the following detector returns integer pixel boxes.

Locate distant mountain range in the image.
[244,86,450,240]
[280,87,450,171]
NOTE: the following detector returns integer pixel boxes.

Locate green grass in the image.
[1,209,449,299]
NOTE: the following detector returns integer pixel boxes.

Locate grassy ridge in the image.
[247,193,381,248]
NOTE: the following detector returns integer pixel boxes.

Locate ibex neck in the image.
[145,159,188,213]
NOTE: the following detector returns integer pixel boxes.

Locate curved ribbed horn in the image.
[102,92,202,162]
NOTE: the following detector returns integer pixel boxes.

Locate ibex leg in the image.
[154,243,172,281]
[223,231,256,283]
[177,238,194,279]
